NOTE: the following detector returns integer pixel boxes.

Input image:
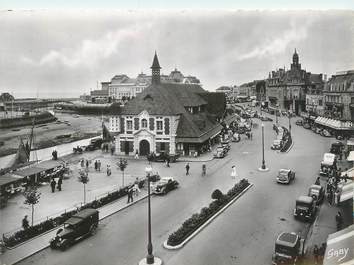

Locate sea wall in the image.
[0,111,57,129]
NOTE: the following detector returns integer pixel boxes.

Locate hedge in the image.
[3,180,145,248]
[167,179,250,247]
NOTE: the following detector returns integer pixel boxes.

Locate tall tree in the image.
[23,187,41,226]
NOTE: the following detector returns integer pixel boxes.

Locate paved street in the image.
[15,115,340,265]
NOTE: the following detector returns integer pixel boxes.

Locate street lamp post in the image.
[288,112,291,135]
[258,123,269,171]
[139,165,162,265]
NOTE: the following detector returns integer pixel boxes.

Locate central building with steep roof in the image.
[109,52,227,156]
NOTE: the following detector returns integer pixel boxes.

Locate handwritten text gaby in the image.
[327,248,350,262]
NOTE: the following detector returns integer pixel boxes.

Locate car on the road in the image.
[295,119,303,126]
[271,139,283,150]
[320,153,337,175]
[272,232,305,265]
[213,146,227,158]
[303,123,311,129]
[50,208,99,250]
[146,152,180,163]
[276,169,295,184]
[293,195,317,222]
[320,129,332,137]
[151,177,179,195]
[85,137,103,151]
[308,184,325,205]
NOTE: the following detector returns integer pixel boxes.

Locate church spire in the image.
[151,51,161,85]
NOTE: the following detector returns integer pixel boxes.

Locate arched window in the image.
[141,119,147,128]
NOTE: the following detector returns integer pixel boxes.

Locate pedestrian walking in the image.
[313,244,319,264]
[335,211,343,231]
[86,160,89,170]
[250,132,253,140]
[57,177,63,191]
[202,163,206,176]
[97,160,101,172]
[134,178,140,196]
[50,178,56,193]
[135,149,139,159]
[231,165,238,179]
[185,163,190,175]
[106,165,111,176]
[166,157,170,167]
[319,242,326,262]
[80,159,84,168]
[94,160,98,171]
[22,215,29,230]
[315,176,320,185]
[127,187,134,203]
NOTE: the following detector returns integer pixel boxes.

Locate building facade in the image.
[324,70,354,121]
[109,53,226,156]
[266,49,325,114]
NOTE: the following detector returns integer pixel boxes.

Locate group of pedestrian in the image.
[325,167,347,206]
[94,160,102,172]
[312,242,327,264]
[50,176,63,193]
[52,149,58,160]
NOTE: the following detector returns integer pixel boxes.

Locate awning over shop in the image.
[338,180,353,203]
[315,117,354,131]
[323,225,354,265]
[176,124,222,144]
[13,166,46,177]
[0,173,23,187]
[36,160,64,170]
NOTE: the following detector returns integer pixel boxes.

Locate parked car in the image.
[50,209,99,250]
[320,153,337,176]
[272,232,305,265]
[151,177,179,195]
[214,146,227,158]
[276,169,295,184]
[330,141,344,156]
[303,123,311,129]
[295,119,303,126]
[85,138,103,151]
[147,152,180,163]
[293,195,317,222]
[320,129,332,137]
[308,184,325,205]
[271,139,283,150]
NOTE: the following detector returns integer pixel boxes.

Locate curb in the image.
[163,183,254,250]
[5,195,149,265]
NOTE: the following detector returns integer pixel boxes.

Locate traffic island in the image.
[163,179,253,250]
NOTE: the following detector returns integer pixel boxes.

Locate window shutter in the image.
[120,117,125,133]
[134,118,139,130]
[164,118,170,135]
[149,118,154,131]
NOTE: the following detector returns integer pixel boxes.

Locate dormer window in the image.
[141,119,148,128]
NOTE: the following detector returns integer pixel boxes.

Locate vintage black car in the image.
[85,138,103,151]
[272,232,305,265]
[308,184,325,205]
[150,177,179,195]
[276,169,295,184]
[293,196,317,222]
[50,208,99,250]
[147,152,180,163]
[295,119,303,126]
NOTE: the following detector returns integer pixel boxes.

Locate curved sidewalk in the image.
[0,190,148,265]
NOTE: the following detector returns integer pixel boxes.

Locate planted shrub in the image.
[167,179,250,246]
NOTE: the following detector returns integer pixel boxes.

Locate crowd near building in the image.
[109,53,229,157]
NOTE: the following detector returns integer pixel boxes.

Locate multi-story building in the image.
[324,70,354,121]
[109,53,227,157]
[266,49,325,115]
[104,68,201,103]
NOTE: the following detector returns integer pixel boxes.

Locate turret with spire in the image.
[151,52,161,85]
[291,48,301,71]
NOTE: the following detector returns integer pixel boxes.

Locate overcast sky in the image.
[0,10,353,98]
